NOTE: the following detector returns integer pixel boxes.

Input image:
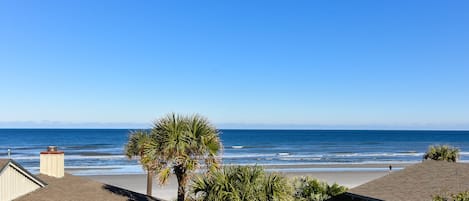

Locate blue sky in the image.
[1,1,468,129]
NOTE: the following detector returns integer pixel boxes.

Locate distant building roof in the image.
[0,158,161,201]
[1,159,47,201]
[0,159,9,171]
[15,173,162,201]
[346,160,469,201]
[1,159,46,186]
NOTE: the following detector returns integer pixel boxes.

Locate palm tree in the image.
[124,130,155,196]
[423,145,460,162]
[145,113,222,201]
[190,165,293,201]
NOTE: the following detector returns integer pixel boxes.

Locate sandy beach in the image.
[86,163,413,201]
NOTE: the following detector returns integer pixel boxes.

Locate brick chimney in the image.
[40,146,64,178]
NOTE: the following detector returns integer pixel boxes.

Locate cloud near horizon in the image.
[1,121,468,130]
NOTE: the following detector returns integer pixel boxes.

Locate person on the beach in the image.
[389,165,392,172]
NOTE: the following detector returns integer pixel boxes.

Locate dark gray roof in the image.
[0,159,10,172]
[347,161,469,201]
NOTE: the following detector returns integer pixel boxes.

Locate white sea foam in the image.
[65,165,140,169]
[328,152,423,157]
[222,153,277,158]
[266,167,405,173]
[12,155,126,160]
[221,152,427,160]
[278,157,322,161]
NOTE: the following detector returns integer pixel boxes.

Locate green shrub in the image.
[453,191,469,201]
[190,166,293,201]
[189,166,349,201]
[433,194,449,201]
[433,191,469,201]
[292,176,347,201]
[423,145,460,162]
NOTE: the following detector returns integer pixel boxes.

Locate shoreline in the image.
[247,162,414,169]
[68,162,415,175]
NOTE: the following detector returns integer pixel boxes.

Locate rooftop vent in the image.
[47,146,57,152]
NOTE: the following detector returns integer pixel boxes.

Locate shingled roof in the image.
[346,160,469,201]
[0,159,9,171]
[15,173,163,201]
[16,174,163,201]
[0,158,162,201]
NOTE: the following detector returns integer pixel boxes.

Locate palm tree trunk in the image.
[175,165,187,201]
[146,170,153,196]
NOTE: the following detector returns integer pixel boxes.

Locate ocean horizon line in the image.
[0,128,468,132]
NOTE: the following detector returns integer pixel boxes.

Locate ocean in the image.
[0,129,468,175]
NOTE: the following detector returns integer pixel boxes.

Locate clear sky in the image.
[1,1,468,129]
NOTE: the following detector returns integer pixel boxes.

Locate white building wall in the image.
[0,164,41,201]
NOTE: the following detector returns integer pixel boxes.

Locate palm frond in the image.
[124,130,152,169]
[158,167,172,185]
[189,165,293,201]
[292,176,347,201]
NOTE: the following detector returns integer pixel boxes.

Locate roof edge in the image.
[6,159,47,187]
[345,192,384,201]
